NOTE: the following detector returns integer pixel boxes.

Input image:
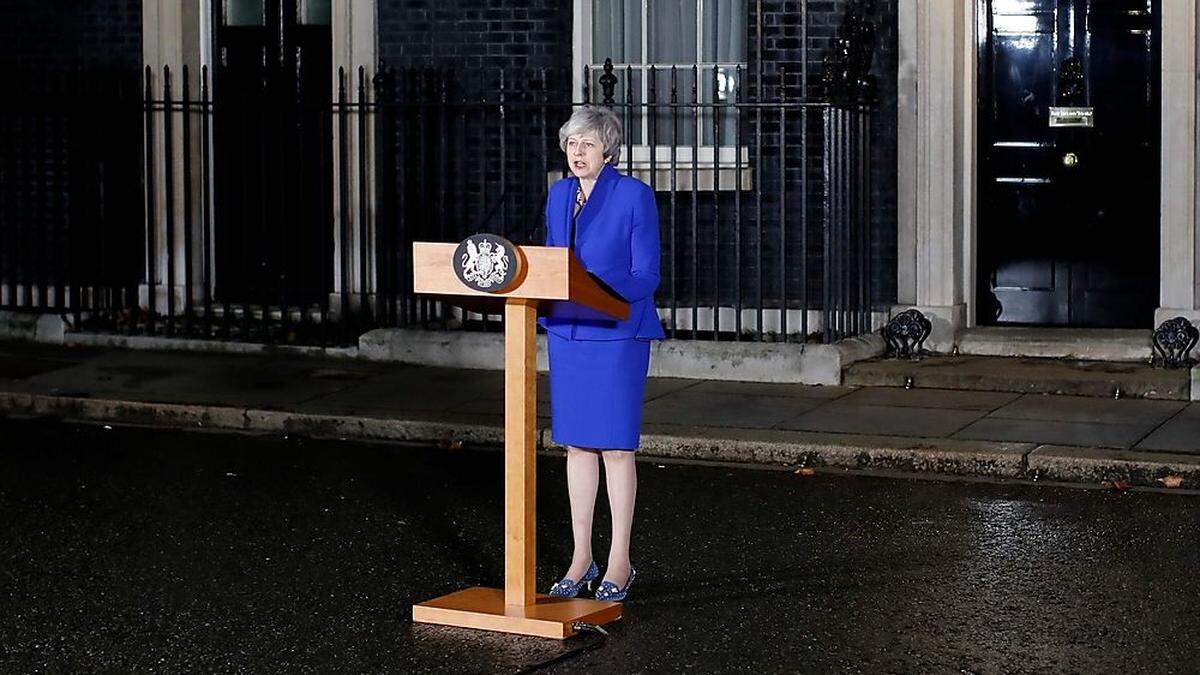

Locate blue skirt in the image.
[547,333,651,450]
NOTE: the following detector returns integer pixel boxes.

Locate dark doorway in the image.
[977,0,1160,328]
[212,0,332,306]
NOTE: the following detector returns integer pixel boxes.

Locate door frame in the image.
[896,0,1198,349]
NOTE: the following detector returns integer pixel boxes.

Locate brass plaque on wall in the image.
[1049,106,1094,128]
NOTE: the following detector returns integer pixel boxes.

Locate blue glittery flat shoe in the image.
[547,560,600,598]
[594,567,636,602]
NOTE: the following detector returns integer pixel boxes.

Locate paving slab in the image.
[0,339,107,363]
[0,354,79,381]
[1135,410,1200,454]
[453,395,551,419]
[987,394,1186,426]
[294,366,499,415]
[642,391,825,429]
[467,372,550,399]
[953,418,1150,449]
[834,387,1020,411]
[641,377,703,400]
[11,350,379,408]
[684,379,856,400]
[1173,402,1200,419]
[776,404,986,438]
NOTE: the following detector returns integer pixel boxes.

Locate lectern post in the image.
[409,238,629,639]
[504,298,537,607]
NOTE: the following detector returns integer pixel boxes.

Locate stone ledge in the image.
[1,316,884,385]
[956,327,1152,362]
[0,311,65,343]
[360,327,547,371]
[359,327,885,385]
[845,354,1191,400]
[63,333,360,360]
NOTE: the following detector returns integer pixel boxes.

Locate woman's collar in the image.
[574,162,618,191]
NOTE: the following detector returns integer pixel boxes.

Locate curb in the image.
[1028,445,1200,487]
[632,430,1034,479]
[3,391,1198,491]
[0,393,502,447]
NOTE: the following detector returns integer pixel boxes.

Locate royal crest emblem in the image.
[452,234,522,293]
[462,238,509,288]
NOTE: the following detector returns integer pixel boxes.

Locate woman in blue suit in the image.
[541,106,665,602]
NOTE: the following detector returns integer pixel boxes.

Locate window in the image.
[298,0,332,26]
[224,0,265,26]
[575,0,749,177]
[222,1,331,27]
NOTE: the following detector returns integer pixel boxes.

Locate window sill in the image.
[547,167,753,192]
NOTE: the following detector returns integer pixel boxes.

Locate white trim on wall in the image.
[331,0,378,296]
[1159,0,1200,322]
[893,0,972,349]
[572,0,590,103]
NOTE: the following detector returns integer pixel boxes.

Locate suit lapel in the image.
[573,163,619,250]
[563,176,577,245]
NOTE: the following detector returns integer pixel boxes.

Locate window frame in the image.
[572,0,750,178]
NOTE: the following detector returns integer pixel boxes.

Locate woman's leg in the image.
[600,450,637,586]
[565,445,601,580]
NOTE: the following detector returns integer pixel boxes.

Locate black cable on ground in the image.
[513,622,609,674]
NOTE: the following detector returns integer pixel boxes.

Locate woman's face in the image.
[565,132,607,181]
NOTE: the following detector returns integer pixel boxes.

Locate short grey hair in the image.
[558,105,623,164]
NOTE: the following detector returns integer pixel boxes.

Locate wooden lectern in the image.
[409,239,629,639]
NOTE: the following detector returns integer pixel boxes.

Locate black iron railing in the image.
[0,63,874,347]
[375,62,874,343]
[0,70,143,323]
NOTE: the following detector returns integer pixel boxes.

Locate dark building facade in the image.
[2,0,897,347]
[0,0,142,71]
[375,0,898,311]
[6,1,1200,374]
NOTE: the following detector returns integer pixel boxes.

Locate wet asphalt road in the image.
[1,419,1198,673]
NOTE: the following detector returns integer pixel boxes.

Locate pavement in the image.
[1,339,1200,489]
[2,419,1199,673]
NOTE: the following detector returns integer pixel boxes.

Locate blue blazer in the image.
[538,163,667,341]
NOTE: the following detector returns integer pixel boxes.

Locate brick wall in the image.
[753,0,899,308]
[0,1,144,293]
[378,0,573,96]
[0,0,141,71]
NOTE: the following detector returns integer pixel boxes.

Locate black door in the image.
[213,0,331,306]
[977,0,1159,328]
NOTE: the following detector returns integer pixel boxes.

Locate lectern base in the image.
[412,587,623,639]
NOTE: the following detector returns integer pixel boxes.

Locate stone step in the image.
[843,354,1193,400]
[955,327,1152,361]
